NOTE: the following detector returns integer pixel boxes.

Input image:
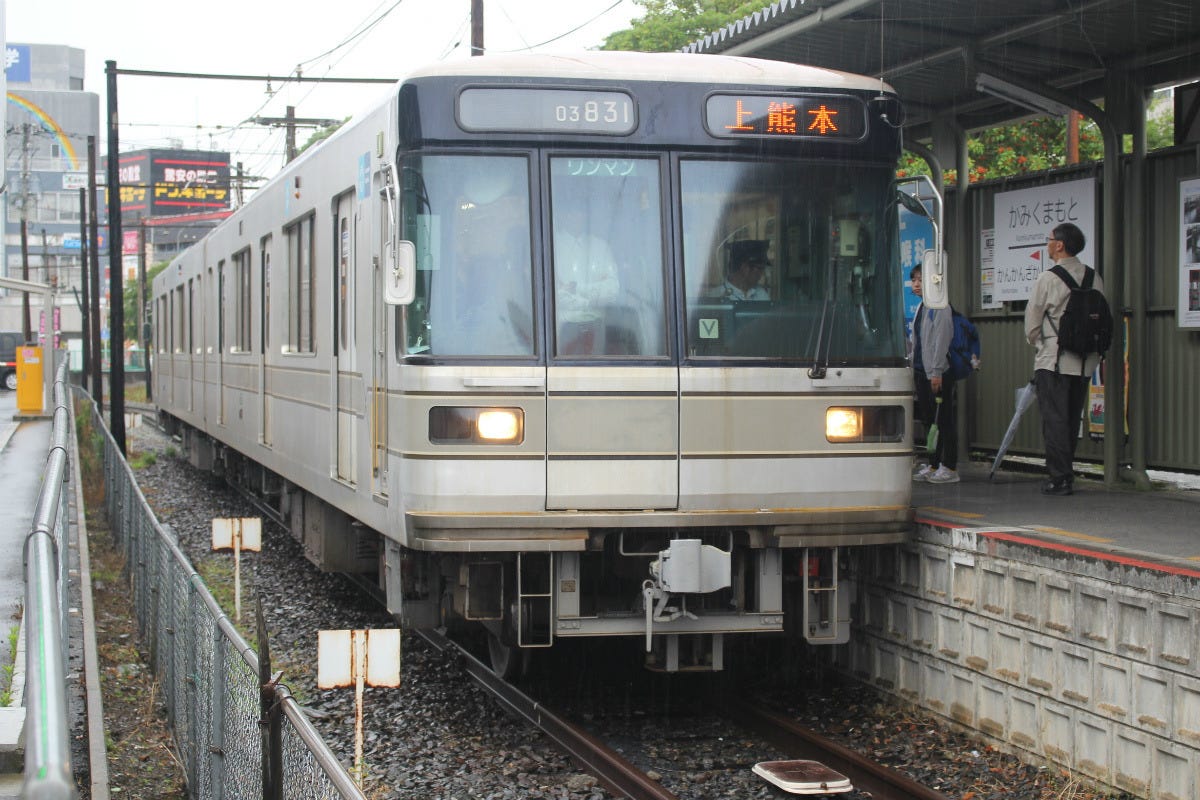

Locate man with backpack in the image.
[1024,222,1111,496]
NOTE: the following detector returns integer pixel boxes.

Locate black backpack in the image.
[1049,265,1113,373]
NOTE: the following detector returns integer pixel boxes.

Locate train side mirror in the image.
[383,240,416,306]
[921,249,949,310]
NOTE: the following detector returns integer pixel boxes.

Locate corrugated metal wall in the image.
[946,149,1200,472]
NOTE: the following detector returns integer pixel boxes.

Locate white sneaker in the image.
[927,466,960,484]
[912,464,933,482]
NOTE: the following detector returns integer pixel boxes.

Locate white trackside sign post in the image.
[317,629,401,788]
[211,517,262,621]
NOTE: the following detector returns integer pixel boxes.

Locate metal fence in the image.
[90,400,365,800]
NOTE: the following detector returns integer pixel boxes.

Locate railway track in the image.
[721,700,951,800]
[419,629,680,800]
[421,628,949,800]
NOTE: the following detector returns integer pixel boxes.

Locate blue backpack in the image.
[946,308,981,380]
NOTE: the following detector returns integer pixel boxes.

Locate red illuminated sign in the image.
[705,94,867,141]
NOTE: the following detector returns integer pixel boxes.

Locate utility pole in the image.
[79,186,91,381]
[20,124,32,343]
[471,0,484,55]
[41,228,53,288]
[20,221,31,343]
[285,106,296,163]
[253,107,339,163]
[40,228,51,346]
[88,136,103,409]
[106,60,126,455]
[138,220,151,399]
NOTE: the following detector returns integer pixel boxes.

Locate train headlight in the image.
[429,407,524,445]
[825,406,905,443]
[477,410,521,442]
[825,408,862,441]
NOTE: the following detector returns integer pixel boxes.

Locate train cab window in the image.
[549,157,667,358]
[402,155,535,358]
[681,159,904,362]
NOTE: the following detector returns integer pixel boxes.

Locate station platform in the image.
[912,458,1200,578]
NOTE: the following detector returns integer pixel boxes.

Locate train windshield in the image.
[403,154,537,357]
[549,157,668,358]
[681,158,905,362]
[401,153,904,363]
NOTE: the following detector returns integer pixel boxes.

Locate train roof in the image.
[405,51,894,95]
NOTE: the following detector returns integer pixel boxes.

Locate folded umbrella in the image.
[925,396,942,453]
[990,379,1038,479]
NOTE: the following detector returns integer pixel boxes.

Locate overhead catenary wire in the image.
[491,0,626,52]
[109,1,635,178]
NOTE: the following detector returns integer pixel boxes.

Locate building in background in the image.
[106,147,232,267]
[4,41,232,363]
[3,42,98,354]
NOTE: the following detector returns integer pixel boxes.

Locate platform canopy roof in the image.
[683,0,1200,137]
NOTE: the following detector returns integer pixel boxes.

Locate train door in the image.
[370,175,390,497]
[260,236,272,445]
[544,156,678,510]
[334,192,358,484]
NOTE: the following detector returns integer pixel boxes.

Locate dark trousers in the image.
[915,373,957,470]
[1034,368,1088,484]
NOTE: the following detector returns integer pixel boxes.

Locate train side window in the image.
[285,213,316,353]
[260,235,272,354]
[231,247,252,352]
[217,260,226,355]
[173,287,184,353]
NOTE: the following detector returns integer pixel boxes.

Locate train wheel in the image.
[487,630,528,680]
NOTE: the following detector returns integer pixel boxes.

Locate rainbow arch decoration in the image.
[6,92,81,170]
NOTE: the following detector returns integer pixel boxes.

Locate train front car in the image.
[386,52,913,674]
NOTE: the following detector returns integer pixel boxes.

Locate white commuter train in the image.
[152,51,921,675]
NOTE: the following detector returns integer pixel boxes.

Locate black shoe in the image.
[1041,479,1073,496]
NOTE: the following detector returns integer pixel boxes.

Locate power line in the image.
[112,66,397,84]
[296,0,407,69]
[492,0,627,52]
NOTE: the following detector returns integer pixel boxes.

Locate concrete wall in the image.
[840,523,1200,800]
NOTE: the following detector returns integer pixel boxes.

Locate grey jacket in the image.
[913,303,952,379]
[1023,255,1106,375]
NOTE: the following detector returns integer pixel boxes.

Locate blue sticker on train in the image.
[357,153,370,200]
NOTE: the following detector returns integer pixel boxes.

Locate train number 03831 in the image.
[554,101,629,124]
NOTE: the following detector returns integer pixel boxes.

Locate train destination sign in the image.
[705,93,867,140]
[459,88,637,134]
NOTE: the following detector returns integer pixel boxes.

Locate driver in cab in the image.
[713,240,770,301]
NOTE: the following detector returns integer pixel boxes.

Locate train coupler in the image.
[642,538,731,653]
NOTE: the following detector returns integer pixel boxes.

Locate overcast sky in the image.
[6,0,641,179]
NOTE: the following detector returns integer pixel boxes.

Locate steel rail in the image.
[722,700,951,800]
[419,630,679,800]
